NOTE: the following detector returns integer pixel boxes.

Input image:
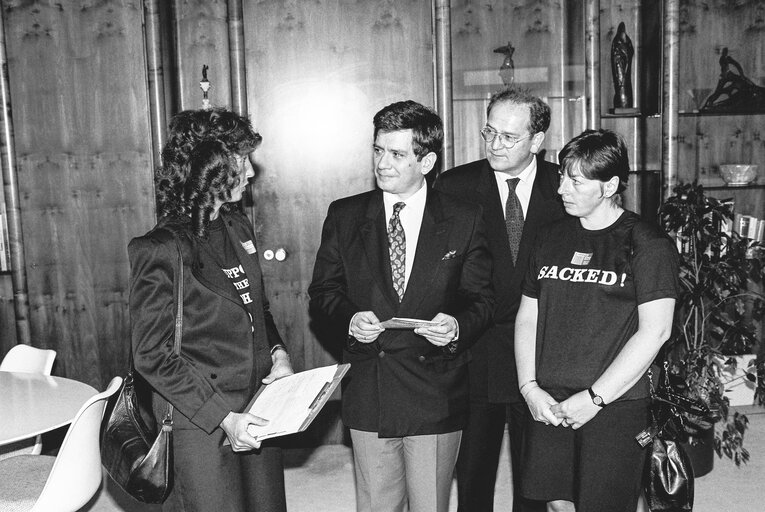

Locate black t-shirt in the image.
[204,216,257,329]
[523,211,679,402]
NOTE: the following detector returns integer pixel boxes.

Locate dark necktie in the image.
[505,178,524,265]
[388,202,406,301]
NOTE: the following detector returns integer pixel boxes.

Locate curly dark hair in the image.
[155,108,262,222]
[183,140,243,237]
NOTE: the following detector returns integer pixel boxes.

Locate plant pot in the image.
[721,354,758,406]
[682,426,714,477]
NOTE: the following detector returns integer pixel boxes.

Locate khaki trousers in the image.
[350,429,462,512]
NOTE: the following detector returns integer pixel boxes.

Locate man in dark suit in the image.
[435,88,567,512]
[309,100,494,512]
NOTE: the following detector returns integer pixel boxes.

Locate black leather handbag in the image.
[637,366,698,512]
[100,242,184,504]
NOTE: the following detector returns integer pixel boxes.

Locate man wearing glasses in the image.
[435,88,566,512]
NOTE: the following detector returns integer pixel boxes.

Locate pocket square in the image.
[441,250,457,260]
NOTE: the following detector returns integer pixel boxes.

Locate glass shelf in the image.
[704,184,765,191]
[678,110,765,117]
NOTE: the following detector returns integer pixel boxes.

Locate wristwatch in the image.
[587,387,606,407]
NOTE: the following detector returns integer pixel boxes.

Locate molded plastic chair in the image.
[0,376,122,512]
[0,344,56,374]
[0,345,57,460]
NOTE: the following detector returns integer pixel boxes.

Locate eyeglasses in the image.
[479,126,530,149]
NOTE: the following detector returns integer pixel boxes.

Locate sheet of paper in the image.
[245,364,340,440]
[380,317,440,329]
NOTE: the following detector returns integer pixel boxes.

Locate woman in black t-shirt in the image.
[130,109,293,512]
[514,129,679,512]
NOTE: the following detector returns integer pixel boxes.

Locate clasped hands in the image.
[524,386,600,430]
[350,311,458,347]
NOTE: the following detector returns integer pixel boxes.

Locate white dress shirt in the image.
[383,182,427,292]
[494,157,537,218]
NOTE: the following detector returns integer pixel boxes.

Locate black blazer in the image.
[129,210,283,433]
[308,188,494,436]
[435,157,566,403]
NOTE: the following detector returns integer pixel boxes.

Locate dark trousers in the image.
[455,400,546,512]
[163,428,287,512]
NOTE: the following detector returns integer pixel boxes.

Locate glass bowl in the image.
[719,164,758,186]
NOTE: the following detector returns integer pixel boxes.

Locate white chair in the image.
[0,376,122,512]
[0,345,58,460]
[0,344,56,374]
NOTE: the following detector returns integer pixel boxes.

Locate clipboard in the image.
[227,363,350,442]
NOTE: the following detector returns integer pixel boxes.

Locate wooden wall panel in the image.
[1,0,155,387]
[450,0,585,166]
[173,0,231,110]
[242,0,434,444]
[244,0,434,373]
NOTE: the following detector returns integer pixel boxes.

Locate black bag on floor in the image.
[100,241,184,503]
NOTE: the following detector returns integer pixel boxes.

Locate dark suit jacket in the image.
[435,157,566,403]
[308,188,494,437]
[129,210,282,433]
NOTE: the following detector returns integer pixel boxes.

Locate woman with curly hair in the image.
[129,108,293,511]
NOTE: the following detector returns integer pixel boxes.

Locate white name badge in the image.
[241,240,257,254]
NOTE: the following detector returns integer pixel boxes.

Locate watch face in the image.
[593,395,604,406]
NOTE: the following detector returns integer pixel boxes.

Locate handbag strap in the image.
[126,235,185,423]
[162,239,185,421]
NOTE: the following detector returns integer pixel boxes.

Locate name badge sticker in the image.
[241,240,257,254]
[571,251,592,265]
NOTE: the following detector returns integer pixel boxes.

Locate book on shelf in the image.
[733,213,764,242]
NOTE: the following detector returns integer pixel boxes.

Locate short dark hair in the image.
[558,129,629,194]
[373,100,443,161]
[487,88,551,135]
[156,108,261,220]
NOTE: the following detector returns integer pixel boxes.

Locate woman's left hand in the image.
[262,348,294,385]
[550,390,601,429]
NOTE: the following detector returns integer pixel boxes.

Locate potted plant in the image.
[659,182,765,470]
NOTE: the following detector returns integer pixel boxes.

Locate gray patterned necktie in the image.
[388,202,406,301]
[505,178,524,265]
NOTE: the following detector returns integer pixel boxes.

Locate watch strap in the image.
[587,387,606,407]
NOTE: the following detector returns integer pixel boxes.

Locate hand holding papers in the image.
[240,363,349,441]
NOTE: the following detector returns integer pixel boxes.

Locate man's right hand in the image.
[349,311,384,343]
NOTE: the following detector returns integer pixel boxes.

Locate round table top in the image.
[0,371,98,446]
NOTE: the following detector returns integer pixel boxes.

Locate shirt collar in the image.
[383,180,428,212]
[493,156,537,185]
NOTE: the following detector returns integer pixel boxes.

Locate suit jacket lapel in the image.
[475,161,513,262]
[359,192,400,308]
[400,191,449,313]
[517,158,562,265]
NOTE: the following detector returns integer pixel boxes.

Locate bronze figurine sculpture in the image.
[610,22,634,111]
[701,47,765,114]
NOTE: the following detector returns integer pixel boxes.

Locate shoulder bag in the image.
[100,239,184,503]
[636,365,697,512]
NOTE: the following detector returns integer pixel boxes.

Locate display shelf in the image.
[704,184,765,191]
[601,112,660,119]
[678,110,765,117]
